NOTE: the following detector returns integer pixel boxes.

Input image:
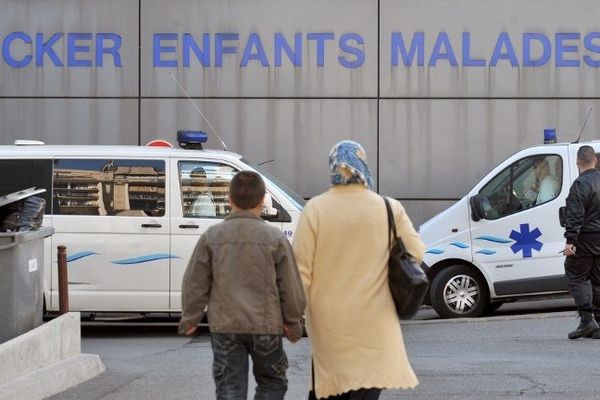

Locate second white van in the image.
[419,139,600,318]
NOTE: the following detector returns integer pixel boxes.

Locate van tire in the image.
[431,265,489,318]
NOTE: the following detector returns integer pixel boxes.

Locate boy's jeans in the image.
[211,333,288,400]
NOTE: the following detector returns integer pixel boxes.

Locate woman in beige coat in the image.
[293,140,425,400]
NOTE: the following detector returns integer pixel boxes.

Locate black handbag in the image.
[383,197,429,320]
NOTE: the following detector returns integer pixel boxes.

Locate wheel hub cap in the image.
[443,274,480,314]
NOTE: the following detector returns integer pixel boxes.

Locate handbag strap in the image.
[383,196,407,256]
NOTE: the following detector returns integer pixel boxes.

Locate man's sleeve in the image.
[535,178,558,205]
[178,234,212,335]
[275,236,307,339]
[565,180,587,244]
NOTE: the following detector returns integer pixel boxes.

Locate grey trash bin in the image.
[0,188,54,343]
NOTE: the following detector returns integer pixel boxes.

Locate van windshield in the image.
[242,158,306,210]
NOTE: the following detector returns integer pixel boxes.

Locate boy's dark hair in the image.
[229,171,266,210]
[577,145,596,166]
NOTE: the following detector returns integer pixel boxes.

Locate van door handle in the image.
[141,223,162,228]
[179,224,199,229]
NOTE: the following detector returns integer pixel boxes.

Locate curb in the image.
[0,312,105,400]
[0,354,105,400]
[403,310,577,325]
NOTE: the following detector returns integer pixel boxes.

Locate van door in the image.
[470,152,570,298]
[169,160,237,310]
[169,159,287,310]
[50,158,170,311]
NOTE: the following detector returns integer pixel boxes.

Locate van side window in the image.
[0,159,53,214]
[479,154,562,220]
[179,162,237,218]
[53,159,166,216]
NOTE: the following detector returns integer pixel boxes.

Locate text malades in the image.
[2,31,600,69]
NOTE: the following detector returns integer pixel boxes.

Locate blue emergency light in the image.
[544,128,557,144]
[177,130,208,150]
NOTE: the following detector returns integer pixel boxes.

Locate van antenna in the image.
[257,159,274,166]
[574,107,593,144]
[169,72,228,151]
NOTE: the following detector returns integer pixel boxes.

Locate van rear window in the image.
[0,159,52,214]
[53,159,166,217]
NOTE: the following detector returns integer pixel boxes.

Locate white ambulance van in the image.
[419,139,600,318]
[0,132,305,315]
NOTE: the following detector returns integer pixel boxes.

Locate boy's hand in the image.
[283,324,301,343]
[184,325,198,336]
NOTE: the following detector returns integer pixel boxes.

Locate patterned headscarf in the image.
[329,140,374,189]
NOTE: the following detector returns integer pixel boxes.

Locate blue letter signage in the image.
[4,30,600,70]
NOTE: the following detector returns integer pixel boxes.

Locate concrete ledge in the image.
[0,312,105,400]
[0,354,105,400]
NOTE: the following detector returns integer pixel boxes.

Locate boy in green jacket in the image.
[179,171,306,400]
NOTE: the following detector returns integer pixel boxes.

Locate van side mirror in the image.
[470,194,485,222]
[558,206,567,228]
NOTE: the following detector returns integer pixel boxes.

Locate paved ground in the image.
[49,299,600,400]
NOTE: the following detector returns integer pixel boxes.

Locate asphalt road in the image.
[48,298,600,400]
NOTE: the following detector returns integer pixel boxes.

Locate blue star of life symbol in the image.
[509,223,543,258]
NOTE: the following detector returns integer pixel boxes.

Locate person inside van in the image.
[533,157,560,205]
[188,167,217,217]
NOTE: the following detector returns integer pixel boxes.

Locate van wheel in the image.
[431,265,489,318]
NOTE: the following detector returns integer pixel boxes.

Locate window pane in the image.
[179,161,237,218]
[479,154,562,220]
[53,159,166,216]
[527,155,562,206]
[479,166,512,220]
[0,159,52,214]
[243,158,306,209]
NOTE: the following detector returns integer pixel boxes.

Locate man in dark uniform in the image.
[564,145,600,339]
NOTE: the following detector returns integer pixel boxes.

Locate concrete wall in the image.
[0,313,104,400]
[0,313,81,385]
[2,0,600,225]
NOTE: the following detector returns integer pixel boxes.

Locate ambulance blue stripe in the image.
[111,253,180,265]
[426,248,444,254]
[475,249,497,255]
[475,236,512,244]
[449,242,470,249]
[67,251,98,262]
